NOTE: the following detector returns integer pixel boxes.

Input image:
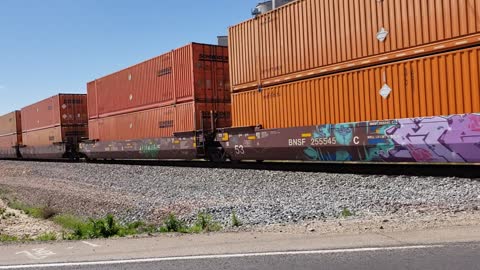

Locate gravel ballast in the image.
[0,160,479,229]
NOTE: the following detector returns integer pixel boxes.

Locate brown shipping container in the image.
[229,0,480,91]
[88,43,230,119]
[22,126,88,147]
[21,94,88,132]
[0,134,22,148]
[0,111,21,136]
[89,102,231,141]
[232,46,480,129]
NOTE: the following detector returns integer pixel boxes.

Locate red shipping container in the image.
[0,134,20,158]
[0,111,21,136]
[0,134,21,148]
[88,43,230,119]
[21,94,88,132]
[0,111,22,156]
[22,126,88,147]
[89,102,231,141]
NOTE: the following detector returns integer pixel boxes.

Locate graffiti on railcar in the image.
[139,143,160,159]
[303,114,480,163]
[385,114,480,162]
[363,123,396,161]
[304,123,362,161]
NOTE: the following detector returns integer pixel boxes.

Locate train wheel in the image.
[207,147,227,163]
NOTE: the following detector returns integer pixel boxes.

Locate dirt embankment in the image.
[0,199,62,239]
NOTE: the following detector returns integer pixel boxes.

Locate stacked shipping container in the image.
[229,0,480,129]
[0,111,22,158]
[233,46,480,129]
[87,43,231,141]
[21,94,88,147]
[89,102,231,141]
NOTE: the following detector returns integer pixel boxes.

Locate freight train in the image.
[1,0,480,164]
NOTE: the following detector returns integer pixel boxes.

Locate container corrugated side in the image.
[89,102,231,141]
[22,125,88,147]
[0,111,21,135]
[190,44,230,103]
[229,0,480,92]
[58,94,88,126]
[88,43,230,119]
[87,81,98,118]
[21,94,88,132]
[232,46,480,129]
[0,133,19,158]
[0,134,21,148]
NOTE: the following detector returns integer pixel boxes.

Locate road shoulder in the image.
[1,224,480,267]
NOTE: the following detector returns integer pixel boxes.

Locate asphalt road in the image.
[2,226,480,270]
[4,243,480,270]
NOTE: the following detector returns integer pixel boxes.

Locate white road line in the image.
[0,245,443,269]
[81,241,100,247]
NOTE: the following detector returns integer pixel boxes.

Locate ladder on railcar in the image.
[195,130,206,158]
[196,110,227,162]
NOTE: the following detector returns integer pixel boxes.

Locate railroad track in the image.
[4,159,479,179]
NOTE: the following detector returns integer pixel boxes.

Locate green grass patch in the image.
[340,207,354,218]
[231,210,242,227]
[53,214,86,230]
[36,232,57,241]
[3,198,225,242]
[54,214,159,240]
[192,212,221,233]
[159,213,187,233]
[158,212,222,233]
[0,235,18,242]
[8,201,57,219]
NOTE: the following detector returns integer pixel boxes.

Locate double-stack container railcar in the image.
[20,94,88,159]
[0,111,22,158]
[219,0,480,164]
[81,43,231,160]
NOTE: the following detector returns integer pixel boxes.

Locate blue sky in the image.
[0,0,259,115]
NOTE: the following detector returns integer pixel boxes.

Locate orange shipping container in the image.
[22,126,88,147]
[229,0,480,91]
[89,102,231,141]
[88,43,230,119]
[232,46,480,129]
[21,94,88,132]
[0,111,21,136]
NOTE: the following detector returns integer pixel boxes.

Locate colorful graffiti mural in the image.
[386,114,480,162]
[303,114,480,163]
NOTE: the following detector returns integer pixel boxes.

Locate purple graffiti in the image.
[385,114,480,163]
[442,114,480,162]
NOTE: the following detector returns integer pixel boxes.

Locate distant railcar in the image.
[0,111,22,159]
[20,94,88,159]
